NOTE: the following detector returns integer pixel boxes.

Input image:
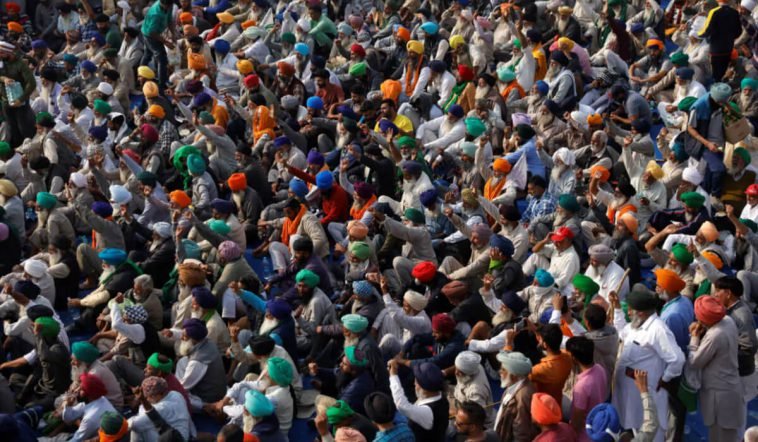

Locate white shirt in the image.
[741,202,758,224]
[176,355,208,391]
[129,391,192,441]
[612,312,684,441]
[545,244,581,295]
[390,374,440,430]
[62,396,116,442]
[382,294,432,343]
[420,116,466,153]
[585,261,630,301]
[111,304,145,344]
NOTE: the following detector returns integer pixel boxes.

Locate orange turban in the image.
[142,81,159,98]
[589,165,610,182]
[701,251,724,270]
[654,268,686,293]
[587,113,603,126]
[619,212,638,239]
[381,79,402,104]
[7,21,22,33]
[646,38,664,50]
[347,220,369,240]
[695,295,726,326]
[698,221,719,242]
[396,26,410,42]
[146,104,165,119]
[228,173,247,191]
[241,19,256,29]
[188,53,206,70]
[170,190,191,209]
[531,392,562,425]
[493,158,511,174]
[179,12,193,24]
[277,61,295,76]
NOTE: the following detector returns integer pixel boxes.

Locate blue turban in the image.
[551,51,569,66]
[429,60,447,73]
[14,280,40,299]
[419,188,438,208]
[675,67,694,80]
[489,234,514,257]
[211,198,235,214]
[183,318,208,340]
[402,161,422,175]
[315,170,334,190]
[534,269,555,287]
[32,39,47,49]
[89,125,107,142]
[535,80,549,96]
[289,179,308,198]
[192,286,216,309]
[420,21,439,35]
[710,82,732,104]
[586,403,621,442]
[378,119,398,133]
[80,60,97,73]
[182,239,202,259]
[307,150,325,165]
[213,39,230,54]
[412,362,444,391]
[191,92,212,108]
[352,280,374,299]
[98,248,127,265]
[273,136,291,148]
[337,105,358,120]
[630,22,644,33]
[91,33,105,46]
[448,104,464,118]
[502,290,527,314]
[306,96,323,110]
[266,299,292,319]
[63,54,79,65]
[245,390,275,417]
[91,201,113,217]
[294,42,310,56]
[671,141,689,162]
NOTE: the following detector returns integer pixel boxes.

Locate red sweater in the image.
[287,166,351,225]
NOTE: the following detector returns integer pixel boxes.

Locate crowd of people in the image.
[0,0,757,440]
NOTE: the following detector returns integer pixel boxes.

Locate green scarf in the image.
[694,280,711,299]
[443,81,470,112]
[102,259,144,286]
[488,259,504,271]
[161,267,179,303]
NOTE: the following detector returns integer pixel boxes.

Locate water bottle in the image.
[5,80,22,105]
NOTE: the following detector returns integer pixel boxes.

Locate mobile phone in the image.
[624,367,636,379]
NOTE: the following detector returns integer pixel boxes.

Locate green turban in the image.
[36,192,58,209]
[345,346,368,367]
[669,51,689,66]
[742,77,758,91]
[147,353,174,373]
[198,111,215,124]
[295,269,320,288]
[465,117,487,138]
[136,171,157,187]
[680,191,705,209]
[572,274,599,296]
[677,96,697,112]
[182,239,202,260]
[497,66,516,83]
[404,208,425,224]
[341,314,368,333]
[172,145,202,176]
[93,99,111,115]
[396,135,416,149]
[35,111,54,126]
[72,341,100,363]
[209,219,231,235]
[558,194,580,213]
[671,243,694,265]
[186,153,206,175]
[103,48,119,58]
[267,357,294,386]
[349,241,370,260]
[460,141,477,157]
[349,61,367,77]
[100,411,126,435]
[735,147,751,166]
[326,400,355,424]
[0,141,10,158]
[512,38,522,49]
[281,32,296,44]
[35,316,60,338]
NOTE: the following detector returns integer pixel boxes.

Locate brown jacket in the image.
[495,379,540,442]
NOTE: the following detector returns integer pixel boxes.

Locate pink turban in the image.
[694,295,726,326]
[218,240,241,261]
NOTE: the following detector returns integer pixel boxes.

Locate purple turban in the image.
[182,318,208,340]
[266,299,292,320]
[218,240,241,261]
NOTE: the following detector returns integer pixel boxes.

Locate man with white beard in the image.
[574,130,615,176]
[451,351,494,427]
[546,52,576,111]
[227,173,262,244]
[656,67,706,127]
[668,165,711,213]
[418,104,466,161]
[18,112,59,170]
[377,160,434,216]
[292,269,337,355]
[625,160,668,229]
[21,259,56,307]
[29,191,75,252]
[175,318,227,410]
[32,68,62,116]
[610,286,684,442]
[172,287,231,352]
[493,351,538,441]
[584,244,630,301]
[379,289,432,350]
[544,147,576,196]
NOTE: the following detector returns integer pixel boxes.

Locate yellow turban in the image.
[142,81,159,98]
[188,53,206,70]
[407,40,424,55]
[449,34,465,50]
[216,12,234,24]
[587,113,603,125]
[558,37,575,50]
[645,160,664,180]
[237,60,254,75]
[137,66,155,80]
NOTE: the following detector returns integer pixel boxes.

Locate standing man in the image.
[699,0,742,81]
[140,0,175,89]
[0,41,35,147]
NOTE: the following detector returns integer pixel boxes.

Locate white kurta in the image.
[585,261,630,301]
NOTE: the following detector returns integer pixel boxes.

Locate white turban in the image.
[511,113,531,127]
[97,82,113,96]
[296,18,311,32]
[570,110,589,131]
[455,351,482,375]
[152,222,172,239]
[496,351,533,376]
[682,166,703,186]
[403,290,428,311]
[69,172,87,188]
[24,259,48,278]
[589,244,615,265]
[109,184,132,205]
[742,0,757,11]
[117,0,130,9]
[552,147,576,167]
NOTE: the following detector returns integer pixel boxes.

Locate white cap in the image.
[24,259,48,278]
[97,82,113,96]
[742,0,757,11]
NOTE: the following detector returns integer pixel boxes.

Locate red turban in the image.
[432,313,456,333]
[412,261,437,283]
[441,280,468,300]
[140,123,159,144]
[457,64,475,82]
[654,268,686,293]
[695,295,726,326]
[5,2,20,13]
[244,74,260,89]
[531,392,562,425]
[79,373,107,401]
[350,43,366,57]
[277,61,295,76]
[228,173,247,192]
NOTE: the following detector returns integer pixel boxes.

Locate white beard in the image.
[554,211,569,226]
[344,335,360,348]
[489,175,503,186]
[402,178,417,193]
[550,166,565,183]
[178,284,192,301]
[631,315,644,329]
[591,264,606,275]
[119,168,130,183]
[500,375,513,389]
[258,317,280,335]
[149,240,161,252]
[536,113,553,130]
[232,192,244,210]
[177,340,194,357]
[611,197,627,210]
[49,251,61,266]
[492,309,513,326]
[591,143,605,154]
[99,266,116,284]
[37,210,49,226]
[475,86,491,100]
[349,260,369,274]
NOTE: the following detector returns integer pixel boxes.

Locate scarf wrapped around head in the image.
[253,105,276,143]
[99,412,129,442]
